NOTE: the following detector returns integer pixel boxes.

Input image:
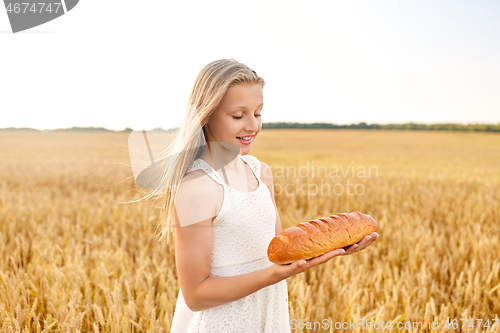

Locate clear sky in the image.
[1,0,499,131]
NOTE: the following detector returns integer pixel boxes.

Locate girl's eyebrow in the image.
[228,103,264,111]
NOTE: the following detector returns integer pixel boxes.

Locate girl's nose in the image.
[245,115,260,132]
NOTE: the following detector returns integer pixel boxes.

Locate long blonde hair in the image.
[154,58,265,243]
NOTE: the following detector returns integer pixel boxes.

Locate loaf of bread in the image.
[267,211,378,264]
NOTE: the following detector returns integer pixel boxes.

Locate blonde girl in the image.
[158,58,378,332]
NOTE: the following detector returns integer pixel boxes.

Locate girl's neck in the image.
[199,144,245,172]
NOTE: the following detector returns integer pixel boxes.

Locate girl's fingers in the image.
[342,243,359,255]
[308,248,346,265]
[346,233,379,254]
[293,248,345,271]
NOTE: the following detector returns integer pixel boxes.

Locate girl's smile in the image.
[236,135,255,145]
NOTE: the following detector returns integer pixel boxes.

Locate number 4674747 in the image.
[6,3,62,14]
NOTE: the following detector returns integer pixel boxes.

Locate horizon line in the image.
[1,121,500,132]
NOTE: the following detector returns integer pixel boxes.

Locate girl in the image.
[159,59,379,332]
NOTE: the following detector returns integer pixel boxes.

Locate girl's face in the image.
[204,82,263,155]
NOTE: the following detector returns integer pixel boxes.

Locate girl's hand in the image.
[271,232,379,279]
[338,232,379,256]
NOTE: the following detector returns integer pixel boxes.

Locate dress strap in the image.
[240,154,261,179]
[187,155,261,186]
[186,159,226,187]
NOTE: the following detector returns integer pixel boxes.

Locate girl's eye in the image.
[232,114,261,119]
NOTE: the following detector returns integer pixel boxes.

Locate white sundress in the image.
[170,154,291,333]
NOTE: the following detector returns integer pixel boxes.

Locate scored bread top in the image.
[267,211,378,264]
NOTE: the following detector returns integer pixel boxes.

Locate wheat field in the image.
[0,129,499,333]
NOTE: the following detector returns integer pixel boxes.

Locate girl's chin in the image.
[238,145,251,153]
